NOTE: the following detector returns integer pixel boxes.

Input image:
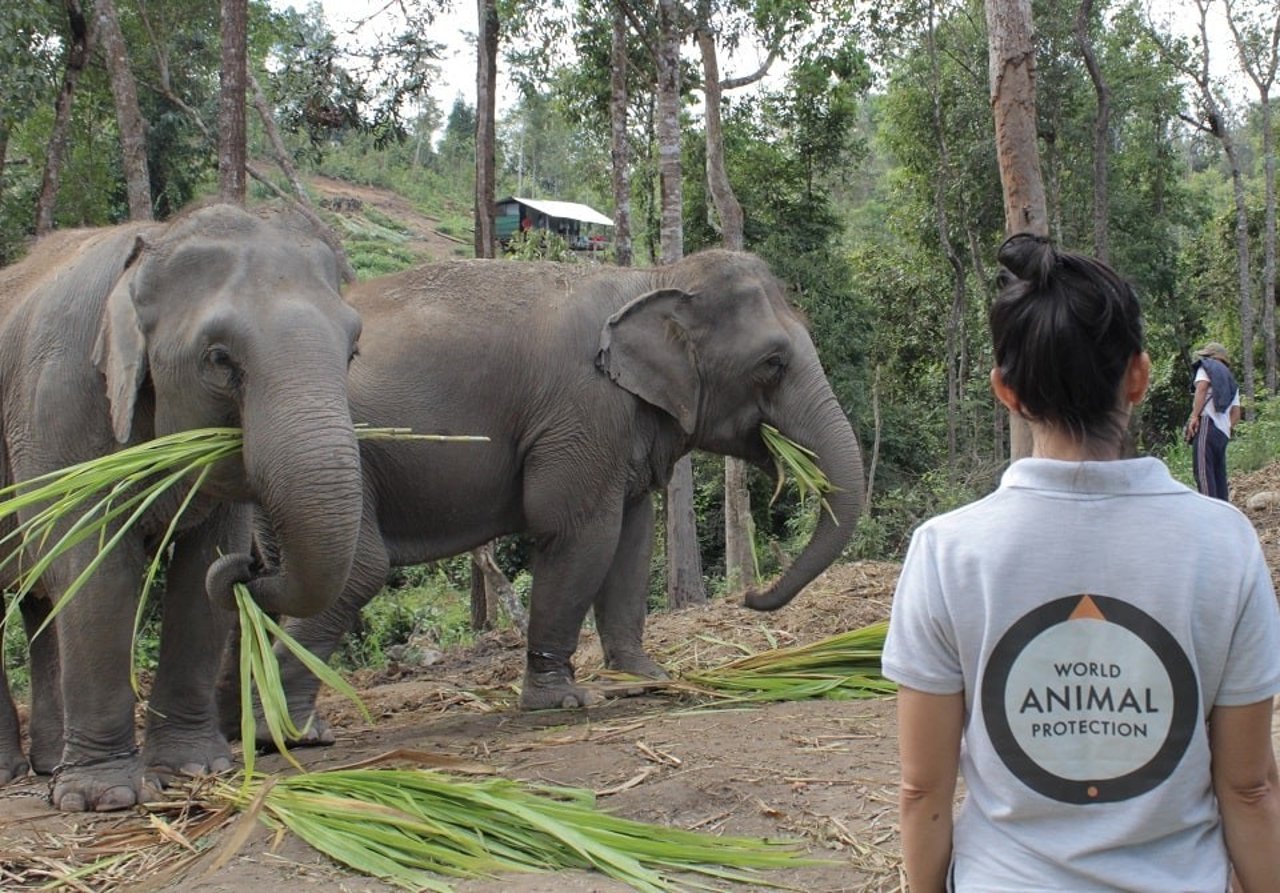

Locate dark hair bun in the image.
[997,232,1055,285]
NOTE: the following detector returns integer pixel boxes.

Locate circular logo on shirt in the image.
[980,594,1198,804]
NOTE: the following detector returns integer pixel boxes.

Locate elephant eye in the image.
[348,344,360,366]
[202,344,241,390]
[205,345,233,368]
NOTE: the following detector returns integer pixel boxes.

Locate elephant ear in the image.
[91,236,149,444]
[597,287,700,436]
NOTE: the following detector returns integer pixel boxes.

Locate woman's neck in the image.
[1030,423,1125,461]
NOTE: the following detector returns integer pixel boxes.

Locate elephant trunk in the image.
[207,354,362,619]
[743,379,864,612]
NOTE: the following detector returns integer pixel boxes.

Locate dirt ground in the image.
[4,464,1280,891]
[0,562,903,893]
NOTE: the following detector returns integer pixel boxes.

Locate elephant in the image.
[0,204,364,811]
[246,248,863,743]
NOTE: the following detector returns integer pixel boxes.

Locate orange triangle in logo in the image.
[1070,595,1105,621]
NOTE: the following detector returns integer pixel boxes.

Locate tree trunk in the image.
[247,71,308,203]
[469,543,501,631]
[95,0,152,221]
[1262,87,1277,395]
[926,0,967,471]
[36,0,93,236]
[1227,142,1255,406]
[695,24,754,590]
[696,30,744,252]
[1223,0,1278,392]
[610,5,633,268]
[985,0,1047,460]
[468,0,502,631]
[1187,0,1254,405]
[0,127,8,205]
[1074,0,1110,261]
[665,458,704,608]
[218,0,248,206]
[474,0,499,260]
[656,0,684,264]
[656,0,704,608]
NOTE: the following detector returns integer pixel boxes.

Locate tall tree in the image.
[1225,0,1279,393]
[475,0,499,259]
[610,4,634,267]
[36,0,94,235]
[95,0,152,221]
[1163,0,1255,406]
[655,0,705,608]
[471,0,501,631]
[1074,0,1110,260]
[921,0,970,469]
[218,0,248,205]
[0,2,59,219]
[695,10,754,590]
[985,0,1047,459]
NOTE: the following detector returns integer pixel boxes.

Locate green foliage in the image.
[2,608,28,694]
[853,466,995,560]
[504,228,573,261]
[332,565,475,672]
[1221,395,1280,477]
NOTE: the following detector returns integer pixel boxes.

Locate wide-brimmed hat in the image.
[1195,342,1230,364]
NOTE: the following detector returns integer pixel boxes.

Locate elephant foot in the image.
[142,726,233,785]
[602,650,670,698]
[28,721,64,776]
[51,750,158,812]
[604,650,670,680]
[1,747,30,784]
[519,651,603,711]
[254,710,335,750]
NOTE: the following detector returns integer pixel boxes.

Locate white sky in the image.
[299,1,484,112]
[272,0,1253,129]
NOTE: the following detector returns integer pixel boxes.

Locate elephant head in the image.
[93,204,364,618]
[598,249,864,611]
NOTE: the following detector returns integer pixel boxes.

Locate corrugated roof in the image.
[502,196,614,227]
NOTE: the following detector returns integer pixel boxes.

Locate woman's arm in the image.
[1209,698,1280,892]
[897,686,965,893]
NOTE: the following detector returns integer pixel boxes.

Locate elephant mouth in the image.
[194,454,253,501]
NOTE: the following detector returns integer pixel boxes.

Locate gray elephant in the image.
[251,249,863,742]
[0,204,364,811]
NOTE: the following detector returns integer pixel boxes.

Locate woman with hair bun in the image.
[882,233,1280,891]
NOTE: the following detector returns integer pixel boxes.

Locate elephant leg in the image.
[22,594,63,774]
[51,547,155,812]
[266,505,389,748]
[521,507,623,711]
[142,512,243,786]
[593,494,668,680]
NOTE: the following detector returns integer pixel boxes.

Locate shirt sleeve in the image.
[1215,543,1280,706]
[1194,367,1209,385]
[883,525,964,695]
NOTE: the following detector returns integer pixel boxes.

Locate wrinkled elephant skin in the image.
[253,250,864,740]
[0,205,363,810]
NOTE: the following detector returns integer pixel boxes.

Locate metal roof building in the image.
[496,196,613,247]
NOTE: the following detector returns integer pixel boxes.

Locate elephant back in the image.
[0,224,158,375]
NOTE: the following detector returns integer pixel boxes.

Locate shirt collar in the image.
[1000,456,1187,497]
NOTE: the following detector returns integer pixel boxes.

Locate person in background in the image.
[883,233,1280,892]
[1186,342,1241,501]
